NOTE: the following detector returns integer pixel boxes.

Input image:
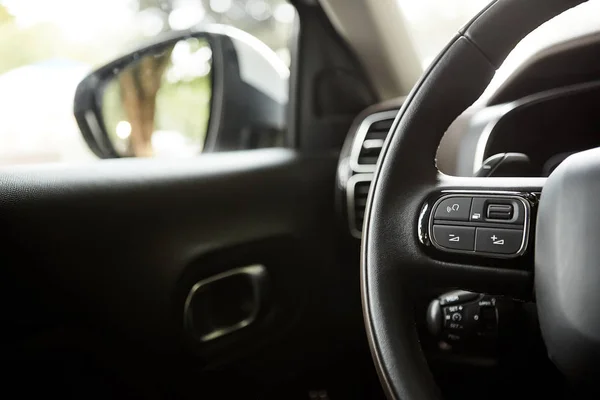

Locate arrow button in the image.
[433,225,475,251]
[475,228,523,254]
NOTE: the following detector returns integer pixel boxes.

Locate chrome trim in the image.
[184,264,266,342]
[417,201,431,246]
[347,173,373,238]
[349,110,398,173]
[427,193,531,259]
[472,119,498,175]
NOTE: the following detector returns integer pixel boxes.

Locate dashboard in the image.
[455,80,600,178]
[337,31,600,239]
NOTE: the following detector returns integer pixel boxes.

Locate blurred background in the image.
[0,0,296,164]
[396,0,490,67]
[9,0,583,165]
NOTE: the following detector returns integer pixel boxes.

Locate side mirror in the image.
[74,25,288,158]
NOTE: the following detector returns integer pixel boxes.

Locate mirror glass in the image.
[102,37,212,157]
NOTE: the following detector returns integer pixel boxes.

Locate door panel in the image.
[0,149,362,380]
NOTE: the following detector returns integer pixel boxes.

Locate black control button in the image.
[480,301,498,332]
[470,197,525,224]
[439,290,480,306]
[434,197,472,221]
[443,306,465,331]
[486,204,513,220]
[475,227,524,254]
[433,225,475,251]
[446,305,463,313]
[428,291,506,349]
[447,322,464,330]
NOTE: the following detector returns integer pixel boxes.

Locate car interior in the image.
[3,0,600,398]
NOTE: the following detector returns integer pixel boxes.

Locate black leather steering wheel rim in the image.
[362,1,588,399]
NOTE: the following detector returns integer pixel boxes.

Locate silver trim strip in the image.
[349,110,398,173]
[472,119,498,175]
[184,264,266,342]
[427,193,531,259]
[347,173,373,238]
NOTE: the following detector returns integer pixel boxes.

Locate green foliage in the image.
[155,73,211,147]
[0,4,14,23]
[0,22,62,75]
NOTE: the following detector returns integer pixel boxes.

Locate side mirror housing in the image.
[74,25,288,158]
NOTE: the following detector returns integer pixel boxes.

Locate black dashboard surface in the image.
[481,81,600,177]
[338,30,600,239]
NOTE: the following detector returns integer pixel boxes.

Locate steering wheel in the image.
[363,0,598,398]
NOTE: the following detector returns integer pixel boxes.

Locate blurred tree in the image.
[139,0,173,10]
[0,4,62,75]
[119,49,173,156]
[0,0,293,76]
[0,4,13,23]
[138,0,174,33]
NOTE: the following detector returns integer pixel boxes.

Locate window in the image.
[395,0,489,68]
[396,0,600,69]
[0,0,296,164]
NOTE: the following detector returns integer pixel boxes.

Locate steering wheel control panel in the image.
[425,193,531,259]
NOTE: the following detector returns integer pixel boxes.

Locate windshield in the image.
[397,0,600,70]
[396,0,489,67]
[396,0,600,107]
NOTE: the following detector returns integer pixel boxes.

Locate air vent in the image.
[358,119,393,165]
[348,175,372,238]
[350,110,397,173]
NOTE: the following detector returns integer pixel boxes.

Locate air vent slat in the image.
[359,147,381,157]
[355,184,371,195]
[363,139,384,149]
[364,131,388,141]
[357,156,379,165]
[354,116,395,169]
[349,180,372,236]
[348,110,398,237]
[355,198,367,207]
[369,119,394,132]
